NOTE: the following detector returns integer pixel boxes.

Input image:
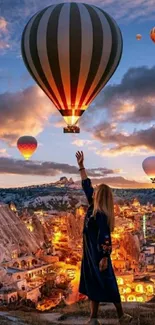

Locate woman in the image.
[76,151,133,325]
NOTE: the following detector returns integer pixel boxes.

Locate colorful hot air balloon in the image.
[150,27,155,43]
[142,156,155,183]
[21,3,123,133]
[17,136,37,160]
[136,34,142,40]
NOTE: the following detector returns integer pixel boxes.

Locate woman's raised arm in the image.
[76,151,87,180]
[75,151,94,205]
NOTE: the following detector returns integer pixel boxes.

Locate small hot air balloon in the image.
[21,2,123,133]
[150,27,155,43]
[142,156,155,183]
[17,136,37,160]
[136,34,142,40]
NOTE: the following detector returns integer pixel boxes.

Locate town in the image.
[0,195,154,312]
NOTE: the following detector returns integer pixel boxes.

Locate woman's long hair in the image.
[93,183,115,232]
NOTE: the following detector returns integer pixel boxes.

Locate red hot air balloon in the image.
[150,27,155,43]
[17,136,37,160]
[142,156,155,183]
[21,2,123,133]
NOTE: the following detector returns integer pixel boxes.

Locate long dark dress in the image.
[79,178,121,303]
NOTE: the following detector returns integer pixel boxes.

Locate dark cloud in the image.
[81,66,155,136]
[103,66,155,103]
[94,66,155,123]
[0,157,117,177]
[94,124,155,154]
[126,102,155,124]
[80,66,155,155]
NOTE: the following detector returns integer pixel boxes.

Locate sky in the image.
[0,0,155,188]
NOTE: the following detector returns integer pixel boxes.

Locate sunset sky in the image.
[0,0,155,188]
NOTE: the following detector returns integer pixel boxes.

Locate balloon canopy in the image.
[17,136,37,160]
[21,2,123,133]
[150,27,155,43]
[142,156,155,183]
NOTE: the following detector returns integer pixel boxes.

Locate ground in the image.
[0,301,155,325]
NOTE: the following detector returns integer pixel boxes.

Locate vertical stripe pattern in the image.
[21,2,123,126]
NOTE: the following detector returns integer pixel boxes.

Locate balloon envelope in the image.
[17,136,37,160]
[21,2,123,131]
[136,34,142,40]
[142,156,155,182]
[150,27,155,43]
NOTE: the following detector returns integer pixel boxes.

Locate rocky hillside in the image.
[0,203,41,261]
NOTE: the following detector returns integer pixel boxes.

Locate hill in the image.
[0,177,154,210]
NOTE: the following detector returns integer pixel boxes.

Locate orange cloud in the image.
[0,17,10,50]
[0,86,58,146]
[0,17,8,33]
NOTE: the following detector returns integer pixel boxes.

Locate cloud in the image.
[93,124,155,156]
[94,66,155,123]
[2,0,155,23]
[81,66,155,156]
[0,149,9,157]
[0,157,118,177]
[0,85,57,145]
[72,139,93,147]
[1,0,155,55]
[0,40,10,49]
[0,17,8,33]
[0,17,9,50]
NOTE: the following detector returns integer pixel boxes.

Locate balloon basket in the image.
[63,125,80,133]
[150,178,155,183]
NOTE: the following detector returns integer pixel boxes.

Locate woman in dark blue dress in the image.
[76,151,133,325]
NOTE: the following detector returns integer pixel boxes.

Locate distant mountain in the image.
[55,176,74,185]
[75,176,153,189]
[0,177,154,210]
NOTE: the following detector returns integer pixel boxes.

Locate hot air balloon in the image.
[136,34,142,40]
[142,156,155,183]
[17,136,37,160]
[150,27,155,43]
[21,3,123,133]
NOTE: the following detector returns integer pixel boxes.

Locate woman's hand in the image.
[99,257,108,272]
[76,151,84,168]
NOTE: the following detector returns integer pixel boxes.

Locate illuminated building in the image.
[9,202,17,212]
[143,214,146,239]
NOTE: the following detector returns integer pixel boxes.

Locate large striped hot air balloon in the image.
[21,2,123,133]
[142,156,155,183]
[17,136,37,160]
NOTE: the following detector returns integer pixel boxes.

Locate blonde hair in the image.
[93,183,115,232]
